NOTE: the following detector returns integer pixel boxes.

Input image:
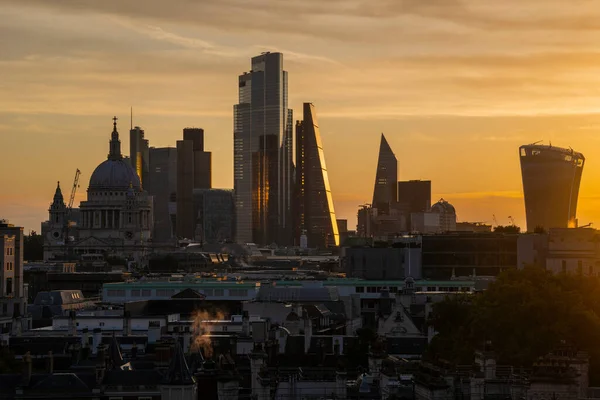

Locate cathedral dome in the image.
[89,159,140,191]
[431,198,456,214]
[88,116,141,191]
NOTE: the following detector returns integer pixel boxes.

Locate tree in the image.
[493,225,521,234]
[426,267,600,383]
[24,231,43,261]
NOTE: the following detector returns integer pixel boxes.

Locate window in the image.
[99,322,105,327]
[203,289,213,297]
[214,289,224,296]
[366,287,377,293]
[5,278,12,296]
[141,289,152,297]
[356,286,364,293]
[131,289,141,297]
[107,289,125,297]
[229,289,248,297]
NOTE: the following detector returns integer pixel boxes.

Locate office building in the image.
[147,147,177,243]
[193,188,235,244]
[372,134,398,214]
[398,180,431,230]
[177,128,212,239]
[0,219,30,334]
[295,103,339,248]
[129,126,149,188]
[234,52,293,245]
[520,143,585,231]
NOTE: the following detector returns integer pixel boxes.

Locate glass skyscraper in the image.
[234,52,293,245]
[295,103,339,248]
[372,134,398,214]
[520,144,585,231]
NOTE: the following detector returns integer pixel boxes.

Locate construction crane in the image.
[492,214,498,226]
[63,169,81,261]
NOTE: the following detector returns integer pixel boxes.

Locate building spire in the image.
[108,116,122,160]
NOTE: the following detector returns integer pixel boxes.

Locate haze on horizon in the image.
[3,0,600,233]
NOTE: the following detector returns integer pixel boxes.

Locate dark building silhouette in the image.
[234,52,294,246]
[193,189,235,244]
[398,180,431,231]
[147,147,177,243]
[520,144,585,231]
[372,134,398,214]
[295,103,339,248]
[129,126,149,188]
[177,128,211,239]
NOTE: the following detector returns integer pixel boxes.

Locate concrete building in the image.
[147,147,177,243]
[546,228,600,275]
[0,220,30,334]
[343,237,422,280]
[234,52,294,246]
[193,188,235,244]
[421,232,518,280]
[177,128,212,240]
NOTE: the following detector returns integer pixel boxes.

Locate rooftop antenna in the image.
[530,140,543,146]
[130,107,133,130]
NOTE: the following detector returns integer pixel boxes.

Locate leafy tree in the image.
[24,231,43,261]
[493,225,521,234]
[426,267,600,384]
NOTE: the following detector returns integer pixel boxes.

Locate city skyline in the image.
[4,0,600,233]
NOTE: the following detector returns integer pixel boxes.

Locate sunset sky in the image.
[3,0,600,233]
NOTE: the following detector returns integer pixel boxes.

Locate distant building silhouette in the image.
[372,134,398,214]
[129,126,149,188]
[520,144,584,231]
[193,188,235,244]
[147,147,177,243]
[234,52,294,245]
[177,128,211,240]
[295,103,339,248]
[398,180,431,231]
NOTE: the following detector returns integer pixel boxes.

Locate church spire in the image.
[108,116,122,160]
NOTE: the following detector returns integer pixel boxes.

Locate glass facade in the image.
[295,103,340,248]
[520,144,585,231]
[234,52,293,245]
[372,134,398,214]
[193,189,234,244]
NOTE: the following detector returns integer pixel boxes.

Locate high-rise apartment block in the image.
[130,126,149,188]
[177,128,211,239]
[234,52,294,245]
[147,147,177,243]
[295,103,339,248]
[520,144,584,231]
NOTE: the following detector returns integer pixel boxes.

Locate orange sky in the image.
[3,0,600,233]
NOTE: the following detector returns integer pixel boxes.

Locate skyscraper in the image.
[372,134,398,214]
[398,180,431,230]
[130,126,149,188]
[234,52,293,245]
[520,144,585,231]
[147,147,177,243]
[295,103,339,248]
[176,128,211,239]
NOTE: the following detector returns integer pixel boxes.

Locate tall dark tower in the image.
[520,143,585,231]
[295,103,340,248]
[372,134,398,214]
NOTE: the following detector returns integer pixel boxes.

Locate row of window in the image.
[5,248,13,256]
[355,285,471,293]
[5,262,13,271]
[106,288,250,297]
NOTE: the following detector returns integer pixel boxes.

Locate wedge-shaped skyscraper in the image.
[372,134,398,214]
[520,143,585,231]
[295,103,339,248]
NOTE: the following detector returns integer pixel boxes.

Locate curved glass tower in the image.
[519,144,585,231]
